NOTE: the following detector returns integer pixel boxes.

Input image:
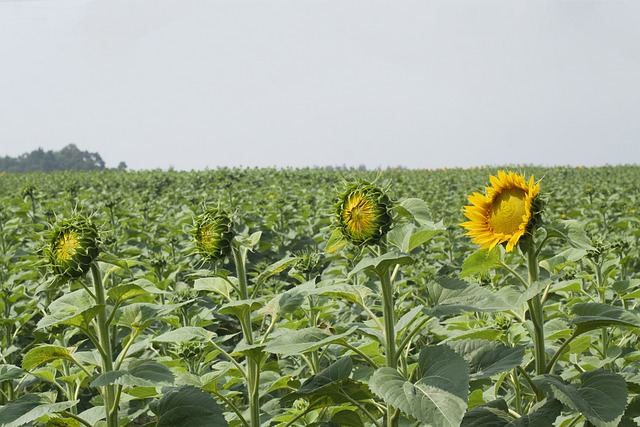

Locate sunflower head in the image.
[48,215,100,279]
[460,170,541,252]
[194,209,234,261]
[335,181,392,246]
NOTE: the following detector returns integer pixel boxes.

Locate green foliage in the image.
[0,165,639,426]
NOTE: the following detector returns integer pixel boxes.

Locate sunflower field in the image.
[0,166,639,427]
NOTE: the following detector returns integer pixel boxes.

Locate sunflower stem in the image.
[91,263,118,427]
[232,243,261,427]
[526,244,547,377]
[378,244,399,427]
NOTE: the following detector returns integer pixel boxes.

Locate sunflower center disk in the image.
[488,188,527,235]
[345,199,375,238]
[56,232,81,261]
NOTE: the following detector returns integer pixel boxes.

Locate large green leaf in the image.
[152,327,217,344]
[395,198,433,225]
[426,278,509,316]
[265,326,358,356]
[349,251,413,277]
[107,283,151,304]
[91,360,174,387]
[193,277,236,300]
[0,393,78,427]
[149,386,227,427]
[113,303,179,330]
[255,256,297,285]
[540,248,588,274]
[36,289,103,330]
[22,346,76,371]
[0,364,25,382]
[281,357,373,407]
[459,248,504,278]
[569,303,640,334]
[450,340,525,379]
[369,345,469,425]
[508,398,563,426]
[461,398,562,427]
[539,370,628,427]
[387,222,445,253]
[325,229,348,254]
[218,298,263,318]
[543,220,595,251]
[315,283,374,306]
[461,399,511,427]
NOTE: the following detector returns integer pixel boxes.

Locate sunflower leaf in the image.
[543,220,595,251]
[459,248,505,278]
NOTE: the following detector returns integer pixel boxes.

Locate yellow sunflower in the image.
[335,181,392,246]
[461,170,540,252]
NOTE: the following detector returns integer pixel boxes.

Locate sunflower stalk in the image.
[377,244,400,427]
[525,244,547,377]
[231,242,261,427]
[91,263,118,427]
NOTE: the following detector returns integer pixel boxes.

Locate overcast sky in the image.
[1,0,639,170]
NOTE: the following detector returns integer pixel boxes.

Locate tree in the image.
[0,144,111,173]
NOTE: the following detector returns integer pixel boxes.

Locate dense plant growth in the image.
[0,166,638,427]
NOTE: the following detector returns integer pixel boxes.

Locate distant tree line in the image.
[0,144,125,173]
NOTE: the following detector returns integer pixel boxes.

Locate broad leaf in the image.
[36,290,103,330]
[325,229,348,254]
[450,340,525,379]
[256,256,297,285]
[395,198,433,225]
[459,248,504,278]
[265,326,358,356]
[149,386,227,427]
[369,345,469,425]
[0,393,78,427]
[153,327,216,344]
[570,303,640,334]
[113,303,181,330]
[427,278,508,316]
[91,360,174,387]
[349,251,413,277]
[539,370,628,427]
[22,346,75,371]
[0,364,25,382]
[543,220,595,251]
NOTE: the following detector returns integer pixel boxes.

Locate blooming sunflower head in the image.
[194,209,234,261]
[47,215,100,280]
[460,170,541,252]
[335,181,392,246]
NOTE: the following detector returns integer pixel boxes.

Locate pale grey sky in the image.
[1,0,639,170]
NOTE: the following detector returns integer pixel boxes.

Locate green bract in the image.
[48,215,100,279]
[335,181,392,246]
[194,209,234,261]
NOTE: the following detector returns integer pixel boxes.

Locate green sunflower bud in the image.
[48,215,100,279]
[335,181,392,246]
[194,209,234,261]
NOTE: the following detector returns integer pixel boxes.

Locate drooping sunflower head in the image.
[48,215,100,279]
[335,181,392,246]
[194,209,234,261]
[460,170,541,252]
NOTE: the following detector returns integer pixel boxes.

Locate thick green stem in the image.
[378,245,399,427]
[526,245,546,377]
[91,264,118,427]
[546,330,580,373]
[232,244,260,427]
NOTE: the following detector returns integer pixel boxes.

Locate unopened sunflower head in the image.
[47,215,100,279]
[335,180,392,246]
[194,209,234,261]
[460,170,541,252]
